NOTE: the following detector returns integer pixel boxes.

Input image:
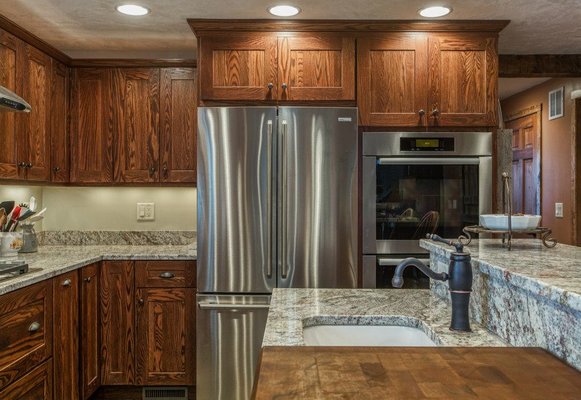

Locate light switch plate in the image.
[555,202,564,218]
[137,203,155,221]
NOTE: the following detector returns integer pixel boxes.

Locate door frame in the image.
[572,96,581,245]
[504,104,542,216]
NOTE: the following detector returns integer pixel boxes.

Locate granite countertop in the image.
[263,288,507,348]
[0,243,197,295]
[420,238,581,311]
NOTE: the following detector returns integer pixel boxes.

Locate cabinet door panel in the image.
[53,271,79,400]
[200,34,277,101]
[0,361,53,400]
[20,44,51,181]
[113,68,160,183]
[278,34,355,101]
[358,33,428,126]
[160,68,197,183]
[101,260,135,385]
[81,263,100,399]
[135,288,195,385]
[0,30,23,179]
[70,68,114,183]
[428,33,498,127]
[50,62,69,182]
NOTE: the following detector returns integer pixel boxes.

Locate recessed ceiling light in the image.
[116,4,150,16]
[418,6,452,18]
[268,5,301,17]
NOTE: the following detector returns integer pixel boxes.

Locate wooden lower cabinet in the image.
[81,263,101,399]
[0,360,53,400]
[53,270,80,400]
[135,287,195,385]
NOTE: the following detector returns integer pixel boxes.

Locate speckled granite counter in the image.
[263,289,507,348]
[0,243,196,296]
[422,238,581,370]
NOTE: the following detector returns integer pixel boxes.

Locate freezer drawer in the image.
[196,294,271,400]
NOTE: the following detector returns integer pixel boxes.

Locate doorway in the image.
[573,97,581,245]
[504,105,542,215]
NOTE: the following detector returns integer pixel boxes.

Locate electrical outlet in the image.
[137,203,155,221]
[555,202,564,218]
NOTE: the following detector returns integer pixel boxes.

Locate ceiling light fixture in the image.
[268,5,301,17]
[418,6,452,18]
[116,4,150,16]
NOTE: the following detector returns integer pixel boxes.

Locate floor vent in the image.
[143,387,188,400]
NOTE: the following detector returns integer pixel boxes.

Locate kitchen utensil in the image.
[0,208,6,232]
[29,196,37,212]
[5,206,21,232]
[17,209,35,222]
[26,215,44,223]
[0,201,15,216]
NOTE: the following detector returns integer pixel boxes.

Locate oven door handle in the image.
[378,157,480,165]
[377,257,430,266]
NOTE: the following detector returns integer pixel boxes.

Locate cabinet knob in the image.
[84,276,92,283]
[62,278,72,286]
[162,165,168,179]
[418,109,426,116]
[28,321,41,332]
[267,82,274,90]
[18,162,26,168]
[281,83,288,90]
[159,272,175,279]
[431,108,440,117]
[138,298,144,305]
[53,166,61,173]
[149,166,156,177]
[26,162,33,168]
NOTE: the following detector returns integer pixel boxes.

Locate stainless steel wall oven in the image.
[362,131,492,288]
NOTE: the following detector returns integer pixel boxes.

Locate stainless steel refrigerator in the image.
[196,106,358,400]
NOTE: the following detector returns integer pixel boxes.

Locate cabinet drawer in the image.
[135,260,196,288]
[0,280,53,391]
[0,359,53,400]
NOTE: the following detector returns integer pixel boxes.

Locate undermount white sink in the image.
[303,325,436,347]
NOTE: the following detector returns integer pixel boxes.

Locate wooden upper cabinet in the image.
[113,68,160,183]
[70,68,114,183]
[358,33,428,126]
[19,44,51,181]
[51,61,69,182]
[160,68,197,183]
[427,33,498,127]
[0,30,23,180]
[278,34,355,101]
[200,34,278,101]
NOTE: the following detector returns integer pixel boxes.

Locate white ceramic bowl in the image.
[479,214,541,230]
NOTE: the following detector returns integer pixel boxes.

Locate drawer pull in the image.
[84,277,92,283]
[159,272,175,279]
[62,279,72,286]
[28,322,41,332]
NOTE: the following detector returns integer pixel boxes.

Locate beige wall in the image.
[501,78,581,245]
[0,185,196,231]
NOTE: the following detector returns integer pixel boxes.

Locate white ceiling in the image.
[0,0,580,58]
[499,77,552,100]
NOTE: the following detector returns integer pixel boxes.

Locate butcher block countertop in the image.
[252,347,581,399]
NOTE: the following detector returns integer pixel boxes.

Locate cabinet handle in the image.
[18,162,26,168]
[62,278,72,286]
[84,276,92,283]
[159,272,175,279]
[281,83,288,90]
[28,321,41,332]
[26,162,33,168]
[149,166,156,177]
[53,166,61,173]
[163,165,168,179]
[267,82,273,90]
[431,108,439,117]
[138,298,144,305]
[418,109,426,116]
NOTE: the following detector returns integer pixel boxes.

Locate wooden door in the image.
[81,263,100,399]
[135,288,195,385]
[199,34,277,101]
[357,33,428,126]
[160,68,197,183]
[20,44,51,181]
[51,62,69,182]
[0,30,23,179]
[428,33,498,127]
[113,68,160,183]
[506,109,541,215]
[100,260,135,385]
[278,34,355,101]
[53,271,79,400]
[70,68,113,183]
[0,361,53,400]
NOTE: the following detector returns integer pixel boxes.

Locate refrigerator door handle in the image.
[266,119,274,278]
[280,120,288,279]
[198,302,271,310]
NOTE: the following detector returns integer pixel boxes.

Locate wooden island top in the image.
[252,346,581,399]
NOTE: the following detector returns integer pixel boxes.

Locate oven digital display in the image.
[415,139,440,148]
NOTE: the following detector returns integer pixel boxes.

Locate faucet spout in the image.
[391,258,449,288]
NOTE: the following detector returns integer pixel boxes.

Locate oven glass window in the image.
[376,163,479,240]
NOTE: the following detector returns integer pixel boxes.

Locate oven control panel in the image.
[400,137,454,152]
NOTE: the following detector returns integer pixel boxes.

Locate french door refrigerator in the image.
[197,106,358,400]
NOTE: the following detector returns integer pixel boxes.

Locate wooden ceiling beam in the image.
[499,54,581,77]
